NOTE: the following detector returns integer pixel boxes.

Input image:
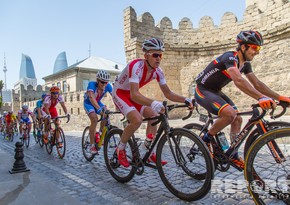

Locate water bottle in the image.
[144,133,154,149]
[217,132,229,151]
[95,132,100,143]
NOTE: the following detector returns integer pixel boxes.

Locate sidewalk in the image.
[0,145,82,205]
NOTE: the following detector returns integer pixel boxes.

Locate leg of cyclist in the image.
[88,112,99,154]
[143,107,167,165]
[117,109,142,167]
[195,87,244,168]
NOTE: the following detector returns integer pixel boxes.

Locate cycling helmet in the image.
[22,105,28,110]
[50,86,60,93]
[236,30,263,46]
[96,70,110,82]
[41,93,46,99]
[142,38,165,52]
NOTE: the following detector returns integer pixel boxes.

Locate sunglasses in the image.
[98,80,108,85]
[247,44,261,51]
[147,53,162,58]
[51,92,59,95]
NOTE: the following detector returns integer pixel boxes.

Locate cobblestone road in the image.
[0,132,255,205]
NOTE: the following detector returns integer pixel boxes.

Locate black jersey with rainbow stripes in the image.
[195,51,253,91]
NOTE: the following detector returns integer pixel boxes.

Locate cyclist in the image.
[113,37,194,167]
[17,105,36,138]
[5,111,17,139]
[194,30,290,170]
[34,93,47,121]
[42,86,69,145]
[84,70,113,154]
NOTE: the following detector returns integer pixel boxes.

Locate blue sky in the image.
[0,0,245,89]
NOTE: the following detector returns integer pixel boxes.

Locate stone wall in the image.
[123,0,290,114]
[9,0,290,132]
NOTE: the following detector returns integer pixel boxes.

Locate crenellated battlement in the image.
[123,0,290,114]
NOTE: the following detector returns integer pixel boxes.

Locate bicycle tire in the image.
[39,135,44,147]
[103,128,135,183]
[244,127,290,205]
[24,132,30,148]
[45,133,53,155]
[56,127,66,159]
[244,121,290,158]
[183,123,207,137]
[81,126,95,161]
[156,128,214,201]
[33,128,39,144]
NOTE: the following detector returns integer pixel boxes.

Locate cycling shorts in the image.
[21,118,31,124]
[42,107,58,119]
[194,84,237,116]
[84,101,105,115]
[112,88,145,117]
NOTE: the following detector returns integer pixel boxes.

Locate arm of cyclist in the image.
[246,72,290,104]
[87,90,101,110]
[228,67,275,109]
[130,82,165,114]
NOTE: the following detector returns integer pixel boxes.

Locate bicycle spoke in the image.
[82,126,95,161]
[103,128,135,183]
[56,128,66,159]
[157,128,213,201]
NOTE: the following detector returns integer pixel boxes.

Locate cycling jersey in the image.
[84,82,113,115]
[195,51,253,116]
[18,109,34,124]
[5,114,17,125]
[33,100,44,118]
[113,59,166,116]
[195,51,253,91]
[42,94,64,118]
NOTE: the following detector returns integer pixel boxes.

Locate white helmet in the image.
[142,38,165,52]
[96,70,110,82]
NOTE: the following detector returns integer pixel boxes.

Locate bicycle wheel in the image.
[45,133,53,155]
[156,128,214,201]
[24,132,30,148]
[33,128,39,144]
[103,128,135,183]
[183,123,207,137]
[56,127,66,159]
[245,127,290,205]
[82,126,95,161]
[244,121,290,157]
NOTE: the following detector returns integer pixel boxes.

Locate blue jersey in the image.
[84,82,113,105]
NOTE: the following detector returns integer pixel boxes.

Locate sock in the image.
[118,141,126,150]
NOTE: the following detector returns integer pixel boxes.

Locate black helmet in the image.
[142,38,165,52]
[236,30,263,46]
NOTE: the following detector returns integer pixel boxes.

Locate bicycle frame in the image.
[197,103,287,171]
[131,102,192,170]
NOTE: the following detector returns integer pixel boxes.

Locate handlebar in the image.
[149,100,196,126]
[269,101,289,119]
[53,115,70,123]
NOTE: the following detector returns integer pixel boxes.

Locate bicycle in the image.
[19,121,31,148]
[183,102,290,173]
[4,123,14,142]
[45,115,70,159]
[81,109,122,161]
[244,103,290,204]
[103,101,214,202]
[33,118,45,147]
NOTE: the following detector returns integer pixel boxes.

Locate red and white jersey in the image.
[18,109,33,119]
[42,94,64,108]
[113,59,166,90]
